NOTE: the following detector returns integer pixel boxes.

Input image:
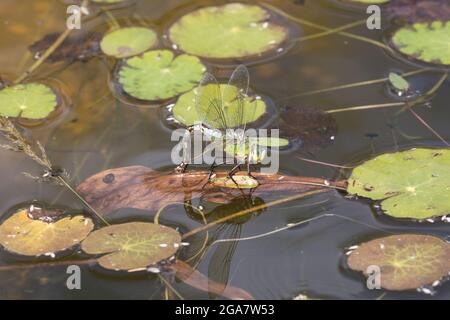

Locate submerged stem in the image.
[182,189,329,239]
[284,68,430,99]
[57,176,110,226]
[262,2,394,53]
[292,19,367,43]
[326,102,405,114]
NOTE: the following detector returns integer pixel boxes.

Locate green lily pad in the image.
[0,209,94,257]
[168,3,289,59]
[390,21,450,66]
[100,27,157,58]
[118,50,206,101]
[172,84,266,128]
[81,222,181,271]
[0,83,58,119]
[347,234,450,291]
[347,148,450,220]
[388,72,410,91]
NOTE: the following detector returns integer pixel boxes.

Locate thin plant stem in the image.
[284,68,430,99]
[408,107,450,147]
[57,176,110,226]
[158,274,185,300]
[13,0,89,84]
[292,19,367,42]
[262,2,394,53]
[326,102,405,114]
[182,189,329,239]
[209,213,393,246]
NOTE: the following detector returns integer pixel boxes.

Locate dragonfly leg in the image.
[202,162,217,189]
[174,162,188,173]
[227,164,242,188]
[246,162,257,180]
[174,126,195,173]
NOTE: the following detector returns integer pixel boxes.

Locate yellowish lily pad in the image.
[168,3,289,59]
[0,83,58,119]
[101,27,157,58]
[0,209,94,257]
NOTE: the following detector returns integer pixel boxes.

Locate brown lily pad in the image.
[0,208,94,257]
[347,234,450,291]
[29,32,102,63]
[76,166,344,216]
[384,0,450,23]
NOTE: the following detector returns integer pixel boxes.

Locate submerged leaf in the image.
[76,166,343,216]
[168,3,289,59]
[347,148,450,219]
[277,105,337,148]
[0,209,93,257]
[0,83,57,119]
[29,32,102,63]
[390,21,450,66]
[100,27,157,58]
[81,222,181,271]
[384,0,450,23]
[172,84,266,128]
[118,50,206,101]
[347,234,450,291]
[170,260,254,300]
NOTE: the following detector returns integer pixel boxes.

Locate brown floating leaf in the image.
[76,166,344,216]
[277,105,337,148]
[0,209,94,257]
[170,260,254,300]
[29,32,102,63]
[384,0,450,23]
[347,234,450,291]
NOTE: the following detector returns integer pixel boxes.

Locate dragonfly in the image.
[175,65,266,186]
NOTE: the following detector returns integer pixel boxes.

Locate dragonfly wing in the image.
[195,72,227,130]
[221,65,250,130]
[207,223,241,299]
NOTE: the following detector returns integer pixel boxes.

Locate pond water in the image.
[0,0,449,299]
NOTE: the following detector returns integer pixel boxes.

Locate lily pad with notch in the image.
[81,222,182,271]
[389,21,450,66]
[0,208,94,257]
[0,83,58,119]
[100,27,158,59]
[172,84,266,128]
[117,50,206,101]
[168,3,290,60]
[347,234,450,291]
[347,148,450,220]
